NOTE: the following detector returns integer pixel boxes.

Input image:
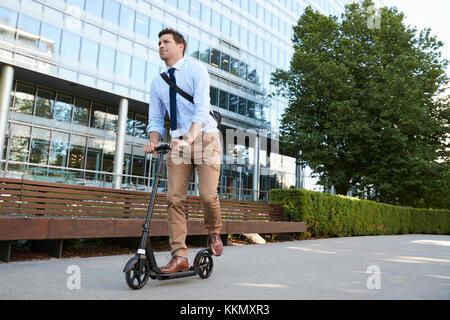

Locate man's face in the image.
[158,33,184,62]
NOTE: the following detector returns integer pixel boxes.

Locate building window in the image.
[178,0,189,14]
[54,93,73,123]
[238,97,246,116]
[247,100,255,119]
[211,10,220,32]
[219,90,228,110]
[190,0,201,20]
[0,5,17,28]
[132,149,145,179]
[40,23,61,55]
[85,137,103,180]
[231,22,239,42]
[230,57,239,76]
[66,0,85,10]
[238,61,247,80]
[200,3,211,26]
[257,36,264,56]
[99,44,115,75]
[86,0,103,17]
[7,124,31,173]
[147,62,160,84]
[115,50,131,78]
[68,134,86,170]
[72,97,90,126]
[119,4,135,32]
[17,14,40,48]
[249,32,256,52]
[187,36,199,59]
[135,113,148,138]
[222,16,230,37]
[90,102,106,129]
[61,31,81,62]
[126,111,135,136]
[210,48,219,68]
[220,52,230,72]
[105,106,118,133]
[102,140,115,180]
[35,88,55,119]
[103,0,120,24]
[0,5,17,42]
[229,94,238,113]
[166,0,177,8]
[29,127,51,166]
[135,12,149,37]
[13,82,35,115]
[149,19,163,43]
[49,131,69,167]
[131,56,146,84]
[210,86,218,106]
[80,38,99,68]
[199,42,210,63]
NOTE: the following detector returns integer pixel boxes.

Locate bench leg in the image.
[31,239,63,258]
[0,241,12,263]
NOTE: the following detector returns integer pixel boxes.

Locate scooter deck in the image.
[154,266,198,280]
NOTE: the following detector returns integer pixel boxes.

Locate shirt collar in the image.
[166,57,185,73]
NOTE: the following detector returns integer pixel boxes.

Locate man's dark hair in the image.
[158,28,186,56]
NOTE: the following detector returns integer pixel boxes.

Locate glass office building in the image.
[0,0,352,201]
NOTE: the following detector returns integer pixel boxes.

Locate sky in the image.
[381,0,450,78]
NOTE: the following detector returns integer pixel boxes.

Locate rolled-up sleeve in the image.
[191,64,210,127]
[147,80,166,138]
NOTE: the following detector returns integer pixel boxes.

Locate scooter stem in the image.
[139,144,170,250]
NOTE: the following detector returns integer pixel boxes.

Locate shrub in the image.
[270,189,449,237]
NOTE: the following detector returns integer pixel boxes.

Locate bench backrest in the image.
[0,178,282,222]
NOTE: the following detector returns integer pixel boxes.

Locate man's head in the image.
[158,28,186,66]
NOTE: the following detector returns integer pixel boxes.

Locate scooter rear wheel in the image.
[196,250,214,279]
[125,256,150,290]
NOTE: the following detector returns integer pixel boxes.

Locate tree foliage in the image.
[271,0,449,208]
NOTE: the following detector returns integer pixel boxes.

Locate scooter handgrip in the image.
[155,143,170,152]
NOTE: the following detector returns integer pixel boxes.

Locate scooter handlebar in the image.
[154,143,170,153]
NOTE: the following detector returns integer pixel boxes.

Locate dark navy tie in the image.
[168,67,177,131]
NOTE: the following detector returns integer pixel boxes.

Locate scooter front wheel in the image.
[124,256,150,290]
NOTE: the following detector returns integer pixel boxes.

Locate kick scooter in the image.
[123,143,214,290]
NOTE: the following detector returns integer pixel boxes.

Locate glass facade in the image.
[0,0,351,200]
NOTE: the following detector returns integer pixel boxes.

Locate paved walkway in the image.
[0,234,449,300]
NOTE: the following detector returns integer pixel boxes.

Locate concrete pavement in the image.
[0,234,449,300]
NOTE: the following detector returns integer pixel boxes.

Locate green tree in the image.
[271,0,449,208]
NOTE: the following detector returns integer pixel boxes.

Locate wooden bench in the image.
[0,177,306,262]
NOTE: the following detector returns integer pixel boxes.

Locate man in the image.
[144,28,223,274]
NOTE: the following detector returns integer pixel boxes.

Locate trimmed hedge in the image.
[270,189,450,237]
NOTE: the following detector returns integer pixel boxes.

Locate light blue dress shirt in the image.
[146,57,218,138]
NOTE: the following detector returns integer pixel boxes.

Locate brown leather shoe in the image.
[209,233,223,256]
[160,256,189,274]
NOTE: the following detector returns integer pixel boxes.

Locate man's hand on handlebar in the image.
[144,140,159,155]
[144,131,161,155]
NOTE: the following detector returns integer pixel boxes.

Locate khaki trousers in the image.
[166,132,222,258]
